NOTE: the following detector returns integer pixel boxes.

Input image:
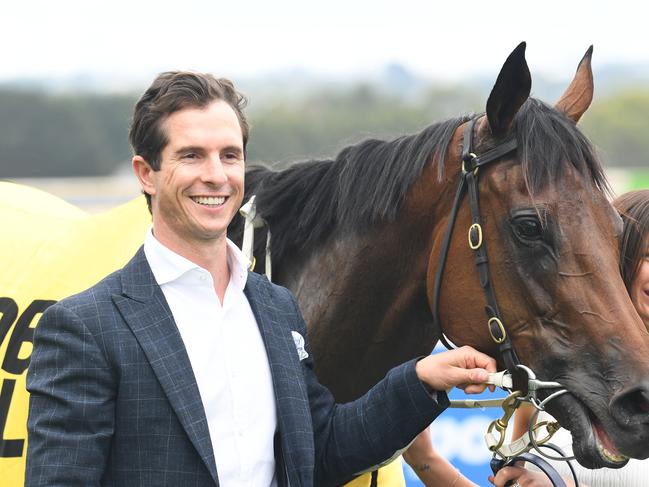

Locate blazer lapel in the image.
[244,273,314,486]
[112,248,218,484]
[244,273,305,400]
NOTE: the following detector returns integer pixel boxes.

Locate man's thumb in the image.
[445,367,489,388]
[466,368,489,384]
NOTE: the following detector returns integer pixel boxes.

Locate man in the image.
[25,71,495,486]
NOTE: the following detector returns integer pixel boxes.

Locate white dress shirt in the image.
[144,231,278,487]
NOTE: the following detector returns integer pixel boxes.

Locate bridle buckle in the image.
[488,317,507,344]
[462,152,479,174]
[468,223,483,250]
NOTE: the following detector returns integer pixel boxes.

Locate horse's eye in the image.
[513,217,543,240]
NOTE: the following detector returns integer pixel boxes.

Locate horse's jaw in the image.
[547,393,630,469]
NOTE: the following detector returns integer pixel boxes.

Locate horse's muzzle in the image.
[609,381,649,459]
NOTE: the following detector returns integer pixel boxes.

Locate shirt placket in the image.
[221,300,249,482]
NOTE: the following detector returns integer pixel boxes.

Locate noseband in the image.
[430,116,528,391]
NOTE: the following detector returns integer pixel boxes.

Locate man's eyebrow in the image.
[222,145,244,154]
[171,145,243,156]
[172,145,205,157]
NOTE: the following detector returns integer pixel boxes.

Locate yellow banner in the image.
[0,182,150,485]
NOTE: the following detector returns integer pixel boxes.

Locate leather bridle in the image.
[430,115,529,393]
[429,117,576,486]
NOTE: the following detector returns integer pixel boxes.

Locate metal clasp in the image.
[462,153,479,174]
[468,223,483,249]
[488,317,507,344]
[486,391,522,452]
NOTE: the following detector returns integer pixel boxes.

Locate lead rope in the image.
[239,195,272,280]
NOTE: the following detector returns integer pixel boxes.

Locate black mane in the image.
[514,98,609,196]
[229,99,608,266]
[229,115,470,264]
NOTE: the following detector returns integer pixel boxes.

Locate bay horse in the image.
[229,43,649,469]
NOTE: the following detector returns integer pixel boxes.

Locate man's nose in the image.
[201,156,228,184]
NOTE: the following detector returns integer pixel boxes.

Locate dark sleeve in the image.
[25,303,115,487]
[285,291,449,486]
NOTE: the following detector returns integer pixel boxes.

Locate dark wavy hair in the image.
[614,189,649,291]
[129,71,248,212]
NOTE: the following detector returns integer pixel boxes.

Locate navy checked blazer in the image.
[26,247,448,487]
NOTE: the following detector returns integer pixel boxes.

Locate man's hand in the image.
[415,346,496,394]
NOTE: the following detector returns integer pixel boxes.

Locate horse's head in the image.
[429,43,649,468]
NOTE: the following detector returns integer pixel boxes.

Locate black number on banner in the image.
[0,379,23,457]
[2,299,56,375]
[0,297,18,348]
[0,298,57,458]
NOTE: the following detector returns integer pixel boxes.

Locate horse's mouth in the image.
[547,393,629,469]
[591,417,627,464]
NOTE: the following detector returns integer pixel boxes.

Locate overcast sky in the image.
[1,0,647,83]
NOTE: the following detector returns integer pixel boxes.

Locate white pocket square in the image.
[291,331,309,361]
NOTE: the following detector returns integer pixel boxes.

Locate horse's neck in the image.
[275,223,439,401]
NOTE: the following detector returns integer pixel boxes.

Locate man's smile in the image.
[190,195,227,207]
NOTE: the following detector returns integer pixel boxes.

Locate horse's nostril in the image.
[638,390,649,414]
[611,386,649,423]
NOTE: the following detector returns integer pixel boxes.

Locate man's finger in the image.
[454,346,497,373]
[445,366,491,390]
[464,383,488,394]
[468,367,490,383]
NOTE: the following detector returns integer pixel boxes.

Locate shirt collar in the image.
[225,238,250,291]
[143,229,250,291]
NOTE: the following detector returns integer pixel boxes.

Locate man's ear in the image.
[132,155,156,197]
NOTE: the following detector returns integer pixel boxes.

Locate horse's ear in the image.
[486,42,531,137]
[554,46,594,123]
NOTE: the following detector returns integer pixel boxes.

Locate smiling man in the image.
[132,94,246,302]
[24,71,495,487]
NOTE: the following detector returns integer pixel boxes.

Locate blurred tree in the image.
[0,90,135,177]
[581,87,649,168]
[0,84,646,178]
[246,84,480,167]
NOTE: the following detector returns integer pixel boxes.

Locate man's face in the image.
[139,100,245,252]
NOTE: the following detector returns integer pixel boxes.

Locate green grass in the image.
[630,170,649,189]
